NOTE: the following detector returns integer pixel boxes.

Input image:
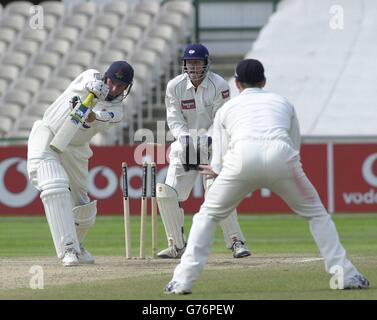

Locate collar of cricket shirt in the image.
[241,87,264,94]
[185,73,209,90]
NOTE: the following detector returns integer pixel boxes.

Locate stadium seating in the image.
[40,1,65,20]
[21,29,48,45]
[102,1,128,19]
[134,2,160,18]
[13,77,41,95]
[0,102,22,122]
[0,0,194,144]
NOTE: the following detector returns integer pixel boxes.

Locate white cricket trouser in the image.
[165,141,246,248]
[172,139,360,287]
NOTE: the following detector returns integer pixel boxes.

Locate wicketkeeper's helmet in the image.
[182,43,210,82]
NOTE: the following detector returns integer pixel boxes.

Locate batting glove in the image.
[69,96,81,109]
[85,80,109,101]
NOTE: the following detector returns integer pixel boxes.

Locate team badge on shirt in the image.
[221,90,230,99]
[181,99,196,110]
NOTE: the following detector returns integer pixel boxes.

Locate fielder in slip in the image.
[164,59,370,294]
[156,43,251,259]
[27,61,134,266]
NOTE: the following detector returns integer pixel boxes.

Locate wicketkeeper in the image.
[27,61,134,266]
[156,43,251,259]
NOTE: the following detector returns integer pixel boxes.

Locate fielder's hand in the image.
[198,165,218,178]
[85,80,109,101]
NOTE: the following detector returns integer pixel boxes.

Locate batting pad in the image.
[156,183,186,249]
[219,210,246,249]
[37,160,80,258]
[72,200,97,243]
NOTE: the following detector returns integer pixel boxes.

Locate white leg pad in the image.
[73,200,97,243]
[156,183,186,249]
[219,210,246,248]
[37,160,80,259]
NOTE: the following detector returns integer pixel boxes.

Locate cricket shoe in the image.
[231,240,251,258]
[164,281,192,295]
[62,247,79,267]
[343,274,370,289]
[157,239,186,259]
[78,244,95,264]
[157,245,186,259]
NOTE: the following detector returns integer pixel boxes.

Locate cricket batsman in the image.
[27,61,134,266]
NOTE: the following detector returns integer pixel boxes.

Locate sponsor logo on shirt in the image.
[181,99,196,110]
[221,90,230,99]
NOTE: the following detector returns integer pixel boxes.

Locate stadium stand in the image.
[229,0,377,136]
[0,0,194,143]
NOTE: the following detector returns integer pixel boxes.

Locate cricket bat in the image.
[49,93,95,153]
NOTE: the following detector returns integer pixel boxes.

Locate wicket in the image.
[122,161,158,259]
[139,162,148,259]
[151,162,158,258]
[122,162,131,259]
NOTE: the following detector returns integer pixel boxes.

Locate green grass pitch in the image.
[0,213,376,299]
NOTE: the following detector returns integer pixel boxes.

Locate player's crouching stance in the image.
[157,43,251,260]
[27,61,134,266]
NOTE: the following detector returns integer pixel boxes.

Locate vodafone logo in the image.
[343,153,377,205]
[88,166,118,199]
[0,157,38,208]
[362,153,377,187]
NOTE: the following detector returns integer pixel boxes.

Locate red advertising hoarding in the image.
[334,144,377,212]
[0,143,376,215]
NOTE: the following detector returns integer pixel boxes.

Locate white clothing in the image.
[43,69,123,146]
[163,71,246,249]
[166,71,230,139]
[171,87,361,289]
[27,69,124,259]
[211,87,301,173]
[29,69,123,198]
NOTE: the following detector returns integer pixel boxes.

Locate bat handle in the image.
[82,93,95,107]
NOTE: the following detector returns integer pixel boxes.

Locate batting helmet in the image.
[104,60,134,86]
[104,61,134,100]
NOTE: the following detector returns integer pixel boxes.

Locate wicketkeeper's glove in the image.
[197,135,212,166]
[179,134,197,171]
[179,134,212,172]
